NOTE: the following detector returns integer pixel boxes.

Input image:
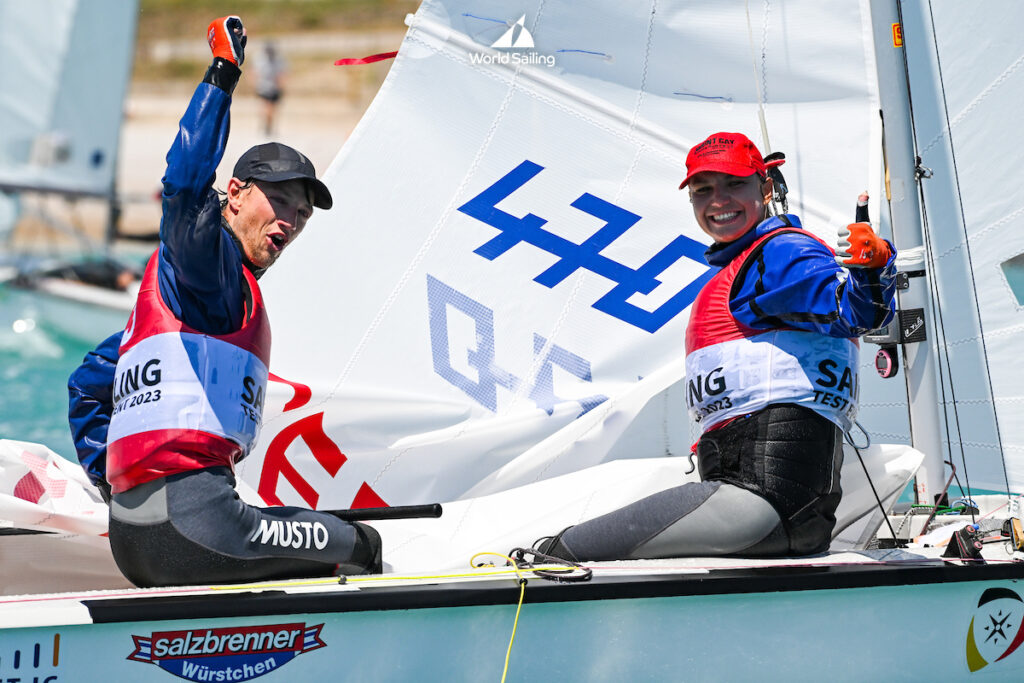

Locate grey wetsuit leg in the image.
[550,480,786,561]
[109,467,379,587]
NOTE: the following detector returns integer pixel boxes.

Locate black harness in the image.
[697,403,843,555]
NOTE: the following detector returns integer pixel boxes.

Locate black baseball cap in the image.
[232,142,333,210]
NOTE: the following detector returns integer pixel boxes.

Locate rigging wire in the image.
[918,460,960,533]
[898,3,969,510]
[911,196,970,519]
[846,431,903,547]
[745,0,787,216]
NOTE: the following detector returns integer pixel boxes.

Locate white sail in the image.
[896,1,1024,494]
[0,0,138,199]
[238,0,895,512]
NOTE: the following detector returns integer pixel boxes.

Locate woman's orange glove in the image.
[835,222,892,269]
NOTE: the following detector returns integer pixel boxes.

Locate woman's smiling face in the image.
[687,171,772,243]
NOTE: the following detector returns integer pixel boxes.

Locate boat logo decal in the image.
[458,160,714,333]
[127,622,325,681]
[966,587,1024,672]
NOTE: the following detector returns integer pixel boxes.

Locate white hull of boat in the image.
[20,276,134,342]
[2,554,1024,681]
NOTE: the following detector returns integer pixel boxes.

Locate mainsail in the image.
[882,1,1024,495]
[237,0,904,512]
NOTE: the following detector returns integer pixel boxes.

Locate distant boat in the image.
[7,257,139,342]
[0,0,144,343]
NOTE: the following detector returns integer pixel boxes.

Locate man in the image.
[540,132,897,561]
[67,16,381,587]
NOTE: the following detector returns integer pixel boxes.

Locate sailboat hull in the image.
[18,277,134,343]
[4,559,1024,681]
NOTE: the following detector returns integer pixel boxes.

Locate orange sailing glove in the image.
[835,222,893,269]
[207,16,246,66]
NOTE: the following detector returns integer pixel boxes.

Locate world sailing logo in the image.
[128,623,325,682]
[469,14,555,68]
[965,587,1024,672]
[491,14,534,49]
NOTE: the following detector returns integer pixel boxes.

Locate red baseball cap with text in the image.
[679,132,784,189]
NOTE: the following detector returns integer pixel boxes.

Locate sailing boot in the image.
[536,526,580,562]
[335,521,383,575]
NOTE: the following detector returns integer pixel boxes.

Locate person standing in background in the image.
[254,41,287,137]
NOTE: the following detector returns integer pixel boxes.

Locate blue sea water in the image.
[0,286,98,462]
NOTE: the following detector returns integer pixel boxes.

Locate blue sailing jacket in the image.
[706,214,896,338]
[68,72,251,490]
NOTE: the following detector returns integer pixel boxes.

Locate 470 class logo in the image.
[128,622,324,681]
[966,588,1024,672]
[458,160,714,333]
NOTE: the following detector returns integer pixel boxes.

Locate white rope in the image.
[744,0,772,155]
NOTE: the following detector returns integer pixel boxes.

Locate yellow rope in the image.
[216,552,533,680]
[346,567,520,584]
[470,552,528,683]
[502,579,527,683]
[211,566,532,591]
[213,547,573,683]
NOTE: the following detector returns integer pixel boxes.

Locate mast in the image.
[867,0,946,504]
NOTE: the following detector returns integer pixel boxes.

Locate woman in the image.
[540,132,897,560]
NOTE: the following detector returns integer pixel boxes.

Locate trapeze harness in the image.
[106,253,379,587]
[542,228,855,561]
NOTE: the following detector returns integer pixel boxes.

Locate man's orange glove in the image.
[835,222,892,269]
[207,16,246,66]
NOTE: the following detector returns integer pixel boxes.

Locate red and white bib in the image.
[685,229,858,433]
[107,251,271,493]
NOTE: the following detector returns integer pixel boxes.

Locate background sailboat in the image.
[0,0,143,342]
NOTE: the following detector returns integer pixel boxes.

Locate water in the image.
[0,286,102,462]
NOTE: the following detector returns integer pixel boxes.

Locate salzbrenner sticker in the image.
[128,622,325,681]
